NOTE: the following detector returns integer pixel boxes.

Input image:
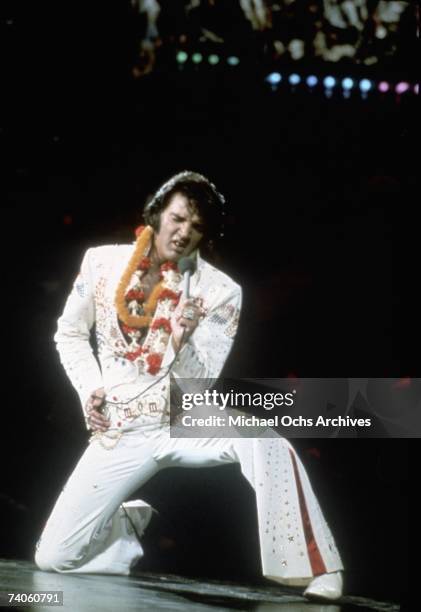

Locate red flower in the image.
[126,289,145,302]
[160,261,179,275]
[135,225,145,238]
[151,317,172,334]
[125,348,143,361]
[159,288,181,305]
[146,353,163,375]
[138,257,151,271]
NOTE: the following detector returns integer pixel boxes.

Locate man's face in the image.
[154,192,204,263]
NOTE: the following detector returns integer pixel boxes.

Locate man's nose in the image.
[178,223,192,240]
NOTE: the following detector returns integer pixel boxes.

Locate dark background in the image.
[1,1,414,605]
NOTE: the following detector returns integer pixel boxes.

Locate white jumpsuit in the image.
[34,244,343,585]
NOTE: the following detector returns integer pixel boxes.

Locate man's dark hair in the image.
[143,171,226,246]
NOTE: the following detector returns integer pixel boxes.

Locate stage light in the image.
[208,54,220,65]
[395,82,410,94]
[306,75,318,87]
[192,53,203,64]
[359,79,372,92]
[378,81,389,92]
[415,84,420,95]
[342,77,354,90]
[288,73,301,85]
[323,76,336,89]
[266,72,282,85]
[227,56,240,66]
[176,51,188,64]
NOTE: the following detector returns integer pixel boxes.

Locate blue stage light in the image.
[289,73,301,85]
[359,79,372,92]
[306,75,318,87]
[323,76,336,89]
[342,77,354,90]
[266,72,282,85]
[227,56,240,66]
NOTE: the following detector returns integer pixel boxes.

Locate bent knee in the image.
[34,543,75,573]
[34,546,60,572]
[34,547,54,572]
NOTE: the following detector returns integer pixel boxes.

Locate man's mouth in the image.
[172,240,187,253]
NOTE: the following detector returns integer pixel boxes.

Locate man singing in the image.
[35,171,343,601]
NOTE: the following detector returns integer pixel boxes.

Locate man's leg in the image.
[152,434,343,588]
[35,434,161,575]
[232,437,343,587]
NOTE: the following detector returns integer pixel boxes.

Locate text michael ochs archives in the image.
[179,390,372,428]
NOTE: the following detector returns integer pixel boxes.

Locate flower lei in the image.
[115,225,181,375]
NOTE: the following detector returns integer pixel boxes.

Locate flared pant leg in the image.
[233,436,343,586]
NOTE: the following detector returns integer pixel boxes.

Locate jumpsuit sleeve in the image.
[162,283,242,381]
[54,248,104,413]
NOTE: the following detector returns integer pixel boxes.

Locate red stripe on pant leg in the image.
[289,449,326,576]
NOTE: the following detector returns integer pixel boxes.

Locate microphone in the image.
[178,257,196,299]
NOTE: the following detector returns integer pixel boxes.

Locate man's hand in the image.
[171,298,206,351]
[85,388,110,432]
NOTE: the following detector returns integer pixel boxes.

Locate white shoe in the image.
[304,571,343,601]
[120,500,154,538]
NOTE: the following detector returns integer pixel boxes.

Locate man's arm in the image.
[163,283,242,380]
[54,248,104,416]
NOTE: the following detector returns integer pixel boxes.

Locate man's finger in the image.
[87,414,110,431]
[91,394,105,402]
[93,416,110,425]
[92,414,110,425]
[87,408,110,423]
